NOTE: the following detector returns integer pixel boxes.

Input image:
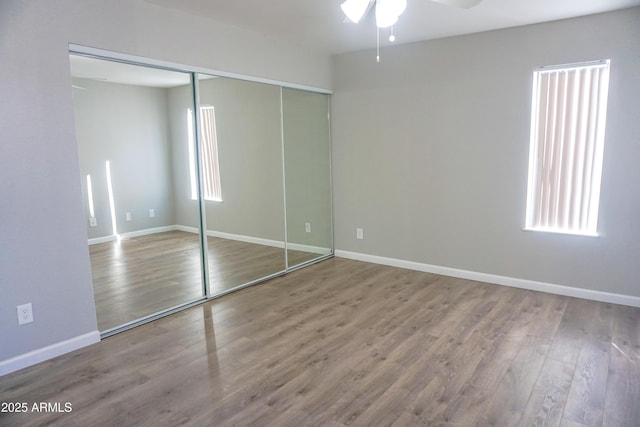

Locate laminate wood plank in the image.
[476,336,551,426]
[265,407,348,427]
[401,329,493,425]
[525,292,569,339]
[602,304,640,427]
[546,298,590,366]
[562,335,610,426]
[517,358,575,427]
[428,334,526,425]
[2,258,639,427]
[602,341,640,427]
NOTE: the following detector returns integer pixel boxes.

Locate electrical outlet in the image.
[305,222,311,233]
[89,217,97,227]
[356,228,364,240]
[126,212,132,221]
[17,303,33,325]
[149,209,155,218]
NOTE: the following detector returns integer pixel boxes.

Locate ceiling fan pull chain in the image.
[377,26,380,62]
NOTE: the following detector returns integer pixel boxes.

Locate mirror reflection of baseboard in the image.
[71,49,333,335]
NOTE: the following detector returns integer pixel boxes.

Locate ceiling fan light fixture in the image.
[341,0,371,24]
[375,0,407,28]
[375,0,400,28]
[340,0,483,62]
[389,0,407,18]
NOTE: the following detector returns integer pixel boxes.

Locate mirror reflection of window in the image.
[187,106,222,202]
[70,52,333,336]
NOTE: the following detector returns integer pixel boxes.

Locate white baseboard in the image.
[206,229,284,249]
[287,243,332,255]
[119,225,177,240]
[88,226,177,245]
[177,225,321,251]
[94,225,330,255]
[176,225,284,248]
[88,235,117,245]
[174,224,199,234]
[335,250,640,308]
[0,331,100,377]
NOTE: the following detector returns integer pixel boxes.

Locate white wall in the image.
[332,8,640,302]
[0,0,331,373]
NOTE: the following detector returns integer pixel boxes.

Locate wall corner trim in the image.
[0,331,101,377]
[335,250,640,308]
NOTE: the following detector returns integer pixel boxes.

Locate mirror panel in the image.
[282,88,333,268]
[195,74,286,293]
[71,51,332,334]
[71,55,205,331]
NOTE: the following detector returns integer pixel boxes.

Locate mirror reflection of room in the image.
[282,87,333,269]
[71,55,205,331]
[71,54,333,334]
[174,75,287,293]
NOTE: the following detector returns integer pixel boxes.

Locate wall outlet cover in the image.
[17,303,34,325]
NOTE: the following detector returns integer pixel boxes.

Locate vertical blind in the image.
[526,60,610,235]
[198,107,222,201]
[188,107,222,201]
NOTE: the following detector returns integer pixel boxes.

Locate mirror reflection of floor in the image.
[90,230,322,331]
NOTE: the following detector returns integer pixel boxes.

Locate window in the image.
[187,106,222,201]
[525,60,610,236]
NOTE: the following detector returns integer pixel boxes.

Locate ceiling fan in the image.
[341,0,482,60]
[342,0,482,27]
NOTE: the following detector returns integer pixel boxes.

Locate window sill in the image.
[522,227,599,238]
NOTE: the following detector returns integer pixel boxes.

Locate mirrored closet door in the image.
[194,74,286,293]
[71,55,205,332]
[70,50,333,335]
[282,88,333,269]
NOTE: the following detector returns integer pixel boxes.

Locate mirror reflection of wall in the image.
[168,75,287,293]
[70,51,333,335]
[282,88,333,268]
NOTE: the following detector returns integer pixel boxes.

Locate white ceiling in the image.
[145,0,640,54]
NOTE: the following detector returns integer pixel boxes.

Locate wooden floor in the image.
[1,259,639,426]
[90,231,319,331]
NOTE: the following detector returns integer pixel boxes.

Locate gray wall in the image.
[0,0,331,364]
[332,8,640,298]
[74,78,175,239]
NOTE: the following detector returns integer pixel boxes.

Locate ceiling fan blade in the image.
[431,0,482,9]
[341,0,375,23]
